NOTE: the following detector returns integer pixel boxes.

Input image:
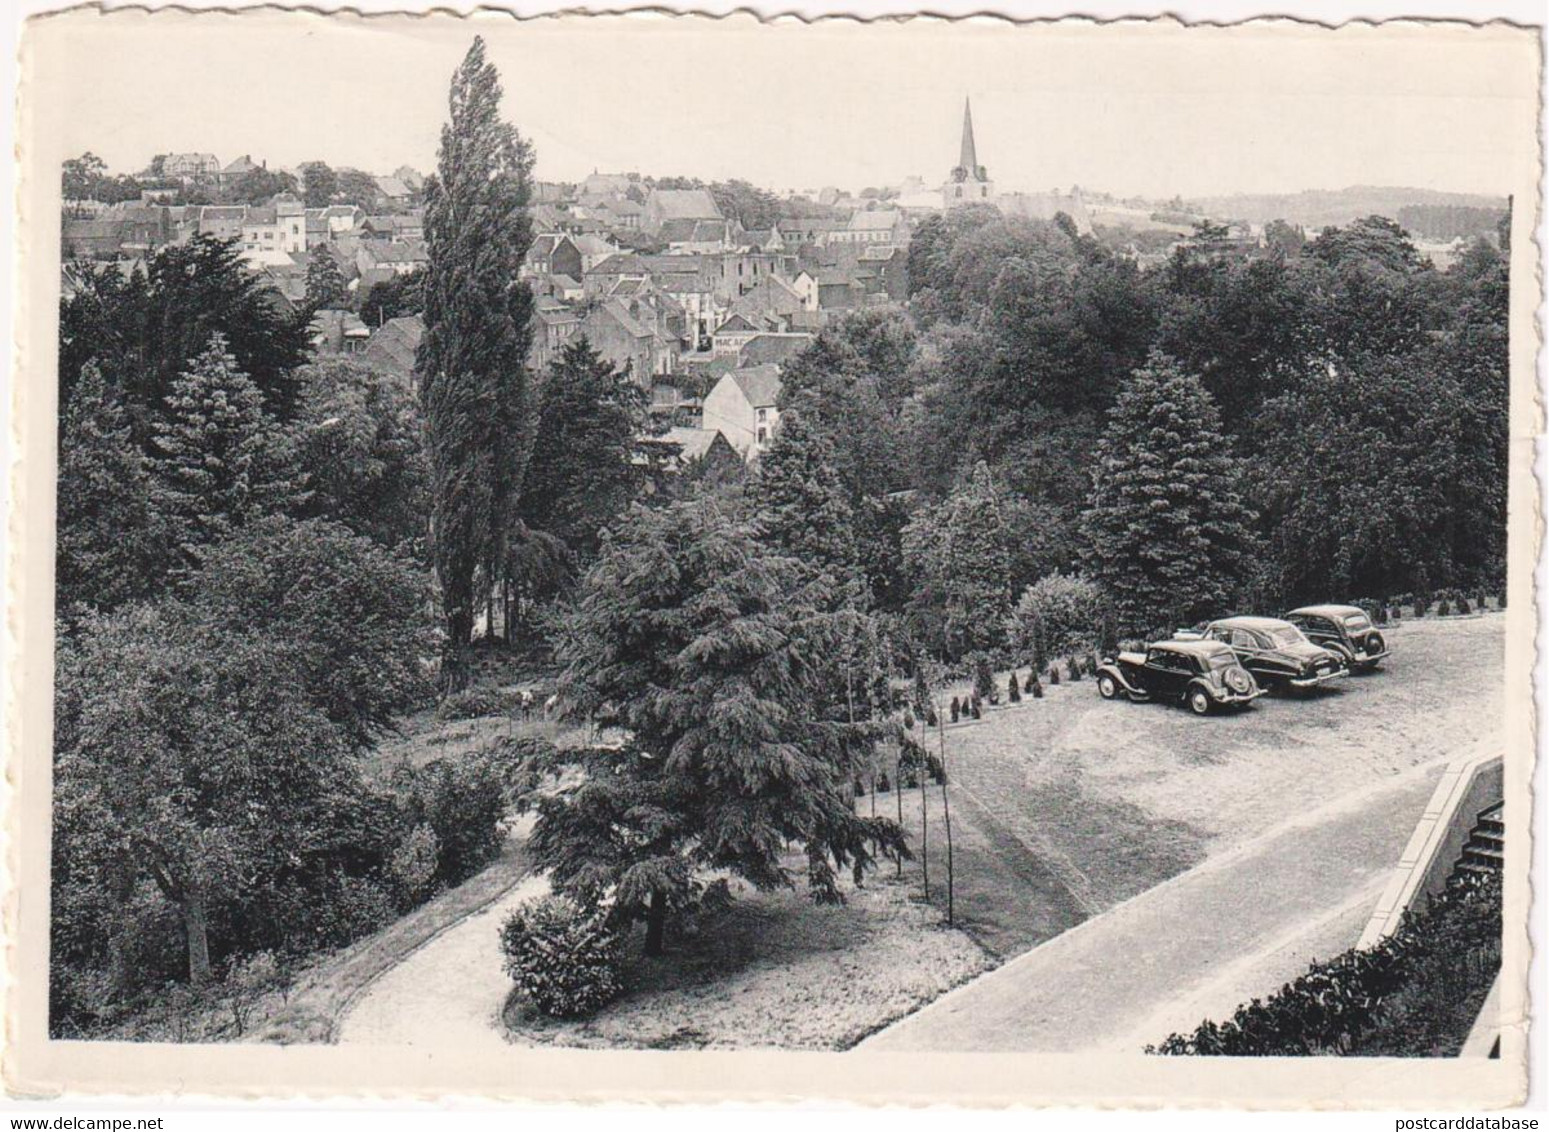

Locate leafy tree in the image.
[532,500,908,956]
[520,337,646,560]
[62,152,108,200]
[1079,351,1254,633]
[298,161,338,209]
[708,179,780,230]
[418,36,538,685]
[59,235,312,428]
[304,250,348,312]
[901,461,1016,661]
[56,362,170,613]
[360,267,426,327]
[53,602,359,989]
[184,516,435,748]
[334,168,382,210]
[292,357,430,553]
[228,166,298,205]
[748,406,856,579]
[1255,340,1505,601]
[148,335,305,564]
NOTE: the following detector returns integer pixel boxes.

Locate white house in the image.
[701,364,782,460]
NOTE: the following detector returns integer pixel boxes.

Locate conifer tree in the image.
[418,37,538,687]
[1080,351,1255,633]
[148,335,304,565]
[901,460,1014,660]
[57,362,169,611]
[521,337,647,560]
[530,500,908,956]
[303,249,348,312]
[750,407,857,581]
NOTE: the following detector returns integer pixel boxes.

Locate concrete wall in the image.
[1357,751,1503,948]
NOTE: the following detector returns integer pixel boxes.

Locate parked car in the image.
[1285,604,1390,672]
[1180,615,1347,691]
[1095,639,1264,716]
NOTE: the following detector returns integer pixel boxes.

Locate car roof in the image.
[1287,604,1365,618]
[1207,615,1293,631]
[1153,639,1233,658]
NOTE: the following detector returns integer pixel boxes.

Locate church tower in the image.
[944,97,994,207]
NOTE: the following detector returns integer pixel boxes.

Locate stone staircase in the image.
[1455,802,1504,878]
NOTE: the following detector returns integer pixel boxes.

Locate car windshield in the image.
[1344,613,1372,631]
[1265,626,1306,647]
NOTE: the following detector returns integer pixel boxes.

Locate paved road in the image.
[861,760,1447,1053]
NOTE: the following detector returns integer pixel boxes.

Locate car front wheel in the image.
[1188,689,1212,716]
[1097,673,1119,700]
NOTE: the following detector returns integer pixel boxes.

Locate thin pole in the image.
[937,692,955,927]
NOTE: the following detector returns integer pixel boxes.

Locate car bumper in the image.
[1350,649,1389,666]
[1216,688,1267,705]
[1289,668,1348,688]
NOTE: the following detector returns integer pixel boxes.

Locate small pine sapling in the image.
[1008,673,1022,703]
[1457,595,1472,615]
[969,698,982,720]
[949,696,960,724]
[1048,665,1060,686]
[1031,676,1044,699]
[1023,669,1036,693]
[1066,656,1082,682]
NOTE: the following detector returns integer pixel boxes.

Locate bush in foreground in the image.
[500,895,624,1018]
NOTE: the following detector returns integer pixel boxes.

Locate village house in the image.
[524,233,585,281]
[529,296,581,373]
[829,208,910,246]
[635,426,742,481]
[361,315,424,380]
[580,296,682,385]
[309,308,371,356]
[701,364,783,459]
[162,152,222,184]
[643,188,723,235]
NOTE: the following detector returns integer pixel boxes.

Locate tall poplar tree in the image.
[417,36,537,687]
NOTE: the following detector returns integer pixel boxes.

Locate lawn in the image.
[501,865,992,1050]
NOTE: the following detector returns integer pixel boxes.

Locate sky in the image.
[24,11,1537,201]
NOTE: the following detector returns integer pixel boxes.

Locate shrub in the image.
[1066,656,1082,682]
[924,704,938,727]
[1390,604,1402,622]
[388,823,441,909]
[1008,673,1022,703]
[902,709,916,730]
[1031,677,1044,699]
[972,654,995,702]
[1457,596,1472,615]
[877,772,890,793]
[1437,597,1452,617]
[500,896,623,1019]
[1497,589,1506,609]
[1049,665,1061,686]
[1011,574,1109,658]
[224,950,280,1037]
[435,685,519,722]
[950,697,960,724]
[969,699,982,720]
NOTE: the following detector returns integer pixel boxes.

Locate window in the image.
[756,408,767,422]
[1229,629,1259,649]
[756,427,768,445]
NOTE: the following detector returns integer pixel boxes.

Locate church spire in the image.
[959,97,979,178]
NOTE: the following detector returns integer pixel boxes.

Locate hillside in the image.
[1184,185,1509,231]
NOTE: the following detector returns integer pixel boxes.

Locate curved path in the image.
[861,760,1448,1053]
[338,872,549,1047]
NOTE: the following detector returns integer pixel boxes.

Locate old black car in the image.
[1095,639,1264,715]
[1182,615,1347,691]
[1286,604,1389,672]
